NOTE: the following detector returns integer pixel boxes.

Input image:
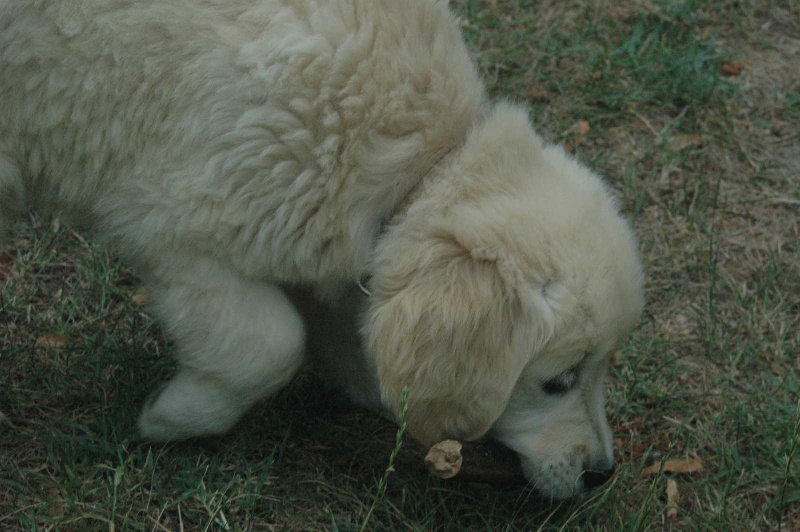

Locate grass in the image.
[2,0,799,529]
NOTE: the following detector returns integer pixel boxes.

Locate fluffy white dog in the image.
[0,0,644,499]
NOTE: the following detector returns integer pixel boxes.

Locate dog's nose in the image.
[581,466,615,489]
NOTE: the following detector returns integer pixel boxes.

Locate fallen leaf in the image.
[0,252,13,278]
[577,120,591,135]
[641,458,703,477]
[484,0,497,9]
[721,62,744,76]
[131,287,148,307]
[632,441,647,458]
[669,133,703,151]
[666,478,680,521]
[667,506,679,522]
[629,415,646,432]
[666,477,680,503]
[38,334,67,349]
[527,85,550,103]
[44,484,66,518]
[666,478,680,503]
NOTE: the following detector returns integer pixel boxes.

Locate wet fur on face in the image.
[0,0,643,500]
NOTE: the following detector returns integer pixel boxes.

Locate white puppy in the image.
[0,0,643,499]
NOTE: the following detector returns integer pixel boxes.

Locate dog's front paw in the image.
[138,372,242,441]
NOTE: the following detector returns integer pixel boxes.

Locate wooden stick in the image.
[423,439,526,486]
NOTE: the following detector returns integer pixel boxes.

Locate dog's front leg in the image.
[137,256,306,441]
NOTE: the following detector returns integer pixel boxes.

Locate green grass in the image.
[2,0,799,529]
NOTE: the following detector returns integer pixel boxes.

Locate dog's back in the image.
[0,0,483,289]
[0,1,254,241]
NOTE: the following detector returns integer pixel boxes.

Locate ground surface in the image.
[1,0,798,530]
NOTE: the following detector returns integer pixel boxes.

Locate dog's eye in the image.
[541,368,579,395]
[541,377,573,395]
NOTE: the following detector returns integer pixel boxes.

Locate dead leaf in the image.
[667,506,679,522]
[527,85,550,103]
[666,479,680,521]
[0,252,13,278]
[632,441,647,458]
[131,287,148,307]
[666,477,680,504]
[641,458,703,477]
[42,485,66,518]
[484,0,497,9]
[629,415,646,432]
[721,62,744,76]
[577,120,591,135]
[38,334,67,349]
[669,134,703,151]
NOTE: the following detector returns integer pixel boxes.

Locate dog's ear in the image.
[367,227,539,445]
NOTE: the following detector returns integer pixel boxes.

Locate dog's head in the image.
[366,103,644,499]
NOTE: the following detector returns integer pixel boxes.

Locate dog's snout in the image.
[581,465,615,489]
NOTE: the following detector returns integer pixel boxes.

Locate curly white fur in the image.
[0,0,644,499]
